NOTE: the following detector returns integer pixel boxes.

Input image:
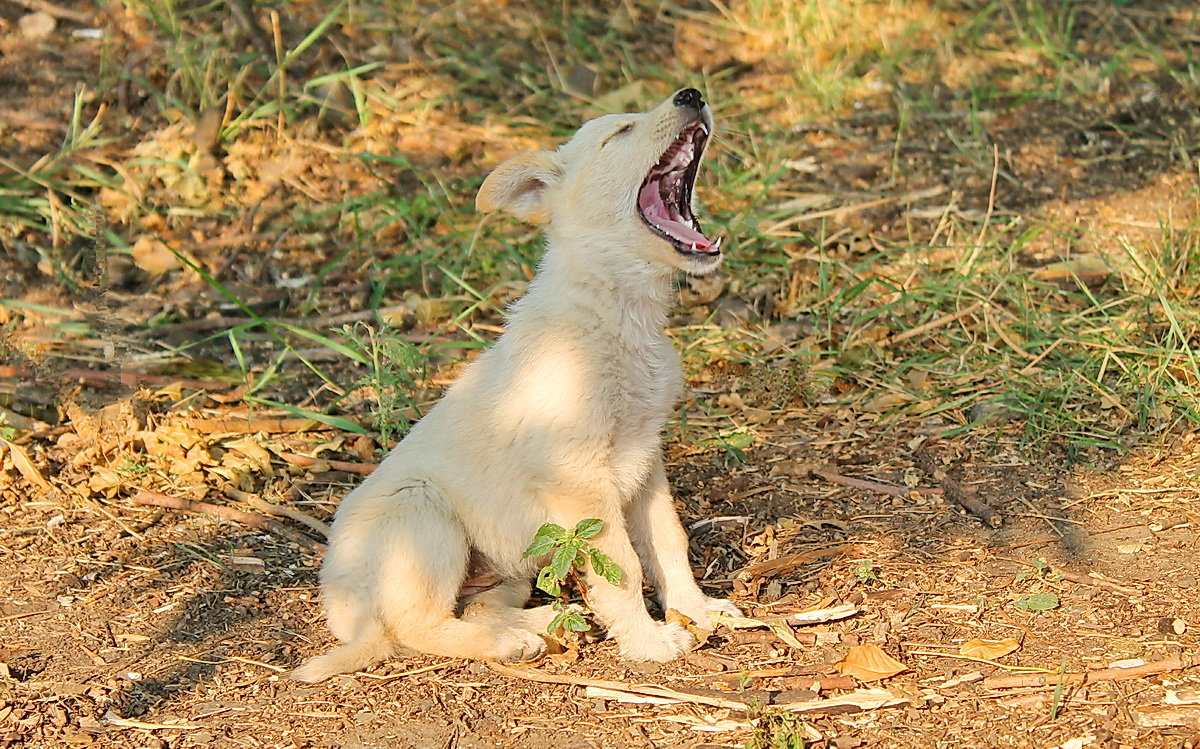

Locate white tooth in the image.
[714,237,723,252]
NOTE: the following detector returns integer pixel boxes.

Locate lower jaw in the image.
[639,221,718,260]
[670,237,721,260]
[676,249,720,263]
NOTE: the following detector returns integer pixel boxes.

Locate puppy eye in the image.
[601,123,635,148]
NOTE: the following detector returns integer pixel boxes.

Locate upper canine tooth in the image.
[714,237,723,252]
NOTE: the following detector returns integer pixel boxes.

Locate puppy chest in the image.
[607,356,681,425]
[603,368,679,469]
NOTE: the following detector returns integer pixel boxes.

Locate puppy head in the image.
[477,88,723,276]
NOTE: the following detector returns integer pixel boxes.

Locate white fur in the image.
[291,91,740,683]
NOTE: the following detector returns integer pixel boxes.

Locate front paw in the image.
[495,628,547,663]
[616,621,693,662]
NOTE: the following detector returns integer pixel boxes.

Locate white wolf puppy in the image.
[292,88,740,683]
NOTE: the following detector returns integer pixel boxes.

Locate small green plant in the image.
[116,457,154,476]
[746,708,810,749]
[341,322,425,448]
[853,559,880,585]
[1014,558,1061,583]
[1050,658,1070,719]
[0,413,17,442]
[1013,559,1062,611]
[1014,591,1060,612]
[522,519,622,636]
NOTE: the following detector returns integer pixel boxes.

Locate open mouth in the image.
[637,120,720,258]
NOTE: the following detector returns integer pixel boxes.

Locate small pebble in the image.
[19,11,55,40]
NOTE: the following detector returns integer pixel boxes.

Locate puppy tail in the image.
[290,626,391,683]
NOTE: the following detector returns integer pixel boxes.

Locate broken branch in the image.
[132,490,323,549]
[982,654,1198,690]
[223,487,330,538]
[810,466,913,498]
[277,451,378,475]
[1000,557,1141,597]
[0,365,232,392]
[190,417,336,435]
[913,442,1002,528]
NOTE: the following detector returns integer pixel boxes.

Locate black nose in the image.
[673,88,704,110]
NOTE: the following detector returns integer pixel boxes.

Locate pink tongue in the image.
[638,181,713,250]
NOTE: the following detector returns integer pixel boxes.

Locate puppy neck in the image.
[526,231,676,333]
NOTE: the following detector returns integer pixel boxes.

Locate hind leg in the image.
[461,578,556,633]
[294,482,544,682]
[375,498,545,661]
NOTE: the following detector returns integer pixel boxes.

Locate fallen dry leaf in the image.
[2,439,51,491]
[88,467,124,497]
[1033,255,1112,288]
[959,637,1021,660]
[665,607,710,646]
[130,235,183,274]
[837,644,908,682]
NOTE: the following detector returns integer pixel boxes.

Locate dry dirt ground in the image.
[2,1,1200,748]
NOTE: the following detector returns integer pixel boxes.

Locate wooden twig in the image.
[134,489,270,528]
[889,301,985,345]
[359,659,458,684]
[696,666,856,694]
[913,442,1002,528]
[489,661,884,712]
[0,109,63,131]
[0,365,232,392]
[735,544,854,579]
[780,675,856,692]
[906,650,1055,674]
[190,417,335,435]
[982,654,1197,690]
[132,490,322,549]
[730,630,818,646]
[0,405,46,432]
[764,185,947,235]
[1056,569,1140,596]
[810,466,913,498]
[136,304,412,338]
[940,475,1001,528]
[486,661,750,710]
[223,487,330,538]
[277,451,378,475]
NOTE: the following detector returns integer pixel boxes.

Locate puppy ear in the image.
[476,150,563,224]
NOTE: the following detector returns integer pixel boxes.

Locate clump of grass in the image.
[341,322,426,448]
[0,89,117,285]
